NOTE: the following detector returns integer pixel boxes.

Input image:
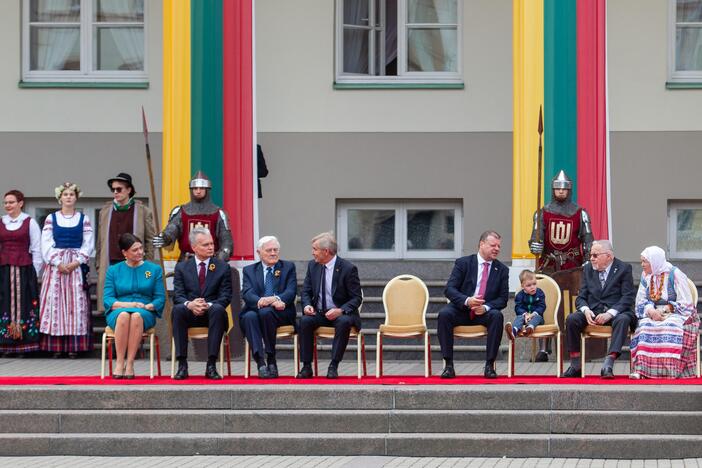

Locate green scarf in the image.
[113,197,135,212]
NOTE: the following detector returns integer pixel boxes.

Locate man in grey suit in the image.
[562,240,636,378]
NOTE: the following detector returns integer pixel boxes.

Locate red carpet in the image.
[0,375,700,385]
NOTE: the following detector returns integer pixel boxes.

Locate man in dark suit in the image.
[172,227,232,380]
[563,240,636,378]
[437,230,509,379]
[297,232,362,379]
[240,235,297,378]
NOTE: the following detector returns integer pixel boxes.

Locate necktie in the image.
[599,270,606,288]
[321,266,328,313]
[264,266,274,296]
[198,262,206,291]
[477,262,490,298]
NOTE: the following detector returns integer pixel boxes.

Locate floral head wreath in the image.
[54,182,81,201]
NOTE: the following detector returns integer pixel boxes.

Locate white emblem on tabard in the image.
[549,220,572,246]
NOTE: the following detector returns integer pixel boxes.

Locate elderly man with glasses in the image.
[562,240,636,378]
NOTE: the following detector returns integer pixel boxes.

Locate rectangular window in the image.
[669,0,702,83]
[22,0,147,83]
[338,201,462,259]
[668,201,702,259]
[335,0,462,85]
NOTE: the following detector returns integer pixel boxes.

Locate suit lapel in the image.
[331,259,341,296]
[189,257,199,291]
[202,257,217,294]
[602,261,619,292]
[271,261,282,294]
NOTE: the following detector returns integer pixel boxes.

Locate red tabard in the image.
[0,218,32,266]
[178,211,220,254]
[538,208,584,271]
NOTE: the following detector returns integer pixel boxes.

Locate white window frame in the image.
[668,0,702,83]
[335,0,463,85]
[22,0,148,83]
[337,201,462,259]
[668,201,702,259]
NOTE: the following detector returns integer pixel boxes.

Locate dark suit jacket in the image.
[575,257,635,319]
[173,256,232,309]
[241,259,297,323]
[301,256,363,328]
[445,254,509,311]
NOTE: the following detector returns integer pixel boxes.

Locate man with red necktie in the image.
[437,231,509,379]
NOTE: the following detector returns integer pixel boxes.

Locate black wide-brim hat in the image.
[107,172,134,189]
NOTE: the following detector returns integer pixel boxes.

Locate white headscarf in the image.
[640,246,673,277]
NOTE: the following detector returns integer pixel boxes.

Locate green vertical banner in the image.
[544,0,577,203]
[191,0,224,205]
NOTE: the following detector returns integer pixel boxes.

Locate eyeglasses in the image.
[111,186,124,193]
[590,252,609,258]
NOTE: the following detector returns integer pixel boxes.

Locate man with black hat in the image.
[96,173,156,315]
[153,171,233,262]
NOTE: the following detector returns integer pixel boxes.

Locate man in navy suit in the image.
[297,232,362,379]
[562,240,636,378]
[172,227,232,380]
[437,230,509,379]
[240,236,297,378]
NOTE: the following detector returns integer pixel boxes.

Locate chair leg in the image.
[108,337,113,377]
[170,338,176,379]
[426,333,432,377]
[293,335,299,375]
[580,336,586,379]
[219,339,224,377]
[244,340,250,379]
[361,335,367,377]
[100,333,107,379]
[155,336,162,377]
[357,335,362,380]
[697,333,701,378]
[375,332,382,378]
[507,338,514,378]
[149,333,155,379]
[313,336,318,377]
[225,337,232,377]
[556,334,562,378]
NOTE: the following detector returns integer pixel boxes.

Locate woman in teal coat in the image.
[103,233,165,378]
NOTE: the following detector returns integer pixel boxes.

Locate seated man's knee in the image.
[300,315,316,330]
[612,313,632,327]
[485,309,503,324]
[566,311,582,328]
[437,306,455,325]
[334,314,353,331]
[172,304,188,319]
[209,304,226,321]
[240,310,258,326]
[258,306,276,320]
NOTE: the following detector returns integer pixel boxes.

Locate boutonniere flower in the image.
[209,263,216,272]
[145,271,152,279]
[274,270,281,277]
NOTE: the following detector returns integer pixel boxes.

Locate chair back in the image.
[687,278,698,307]
[535,274,562,329]
[382,275,429,327]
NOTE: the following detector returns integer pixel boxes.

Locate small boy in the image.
[505,269,546,340]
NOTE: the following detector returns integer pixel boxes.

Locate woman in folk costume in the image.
[0,190,43,355]
[39,182,95,358]
[630,246,700,379]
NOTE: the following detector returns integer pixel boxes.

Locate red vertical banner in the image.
[223,0,255,260]
[576,0,609,240]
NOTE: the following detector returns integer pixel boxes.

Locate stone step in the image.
[2,409,701,435]
[2,386,702,412]
[1,432,701,458]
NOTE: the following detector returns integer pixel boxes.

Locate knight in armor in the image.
[152,171,233,262]
[528,170,593,361]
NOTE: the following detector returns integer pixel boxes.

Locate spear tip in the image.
[141,106,149,144]
[538,106,543,135]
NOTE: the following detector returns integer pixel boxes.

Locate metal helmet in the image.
[189,171,212,189]
[551,170,572,190]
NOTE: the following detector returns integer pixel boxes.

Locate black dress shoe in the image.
[267,362,279,378]
[440,365,456,379]
[257,365,272,379]
[174,362,189,380]
[535,351,549,362]
[484,366,498,379]
[600,366,614,379]
[205,363,222,380]
[296,365,313,379]
[326,366,339,379]
[562,366,582,378]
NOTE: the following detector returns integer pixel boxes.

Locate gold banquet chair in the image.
[376,275,431,378]
[443,298,492,376]
[170,305,234,378]
[687,278,700,378]
[100,326,161,379]
[507,274,562,377]
[312,291,367,379]
[244,325,299,378]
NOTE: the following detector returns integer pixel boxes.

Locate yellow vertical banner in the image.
[162,0,192,260]
[512,0,544,260]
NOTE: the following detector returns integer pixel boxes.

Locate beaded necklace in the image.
[648,272,666,301]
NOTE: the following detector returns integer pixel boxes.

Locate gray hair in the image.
[189,227,212,247]
[312,231,337,254]
[592,239,614,254]
[479,230,501,243]
[257,235,280,250]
